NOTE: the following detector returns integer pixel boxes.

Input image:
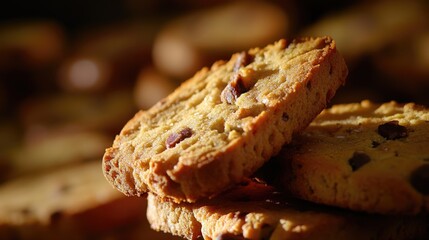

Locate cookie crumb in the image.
[371,140,380,148]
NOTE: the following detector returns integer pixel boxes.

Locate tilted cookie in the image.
[147,179,428,240]
[103,37,348,202]
[262,100,429,215]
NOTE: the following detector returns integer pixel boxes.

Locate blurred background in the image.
[0,0,428,239]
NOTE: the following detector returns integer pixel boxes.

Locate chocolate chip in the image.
[410,164,429,195]
[221,52,254,104]
[282,113,289,121]
[348,152,371,171]
[215,233,246,240]
[221,75,246,104]
[233,51,253,72]
[50,210,63,223]
[20,208,32,216]
[377,121,408,140]
[166,127,193,148]
[371,141,380,148]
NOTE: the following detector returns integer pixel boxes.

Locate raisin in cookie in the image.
[262,100,429,215]
[147,178,428,240]
[102,37,348,202]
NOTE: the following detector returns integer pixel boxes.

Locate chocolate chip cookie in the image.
[102,37,348,202]
[263,100,429,215]
[147,178,428,240]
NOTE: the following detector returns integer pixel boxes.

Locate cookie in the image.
[262,100,429,215]
[0,161,147,239]
[373,31,429,104]
[147,178,429,240]
[19,90,136,134]
[0,20,64,70]
[301,0,428,64]
[0,20,65,106]
[102,37,348,202]
[152,0,290,80]
[4,128,111,181]
[57,21,158,93]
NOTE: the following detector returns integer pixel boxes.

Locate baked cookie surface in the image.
[264,100,429,215]
[147,179,428,240]
[103,37,348,202]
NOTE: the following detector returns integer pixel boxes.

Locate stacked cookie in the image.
[263,100,429,215]
[102,37,429,239]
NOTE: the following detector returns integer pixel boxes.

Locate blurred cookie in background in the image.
[301,0,428,65]
[3,127,111,181]
[373,31,429,105]
[18,90,136,135]
[0,119,22,183]
[123,0,229,16]
[0,161,149,240]
[0,20,66,109]
[152,0,291,80]
[0,20,65,71]
[10,90,135,181]
[133,66,177,110]
[57,21,159,93]
[11,90,137,180]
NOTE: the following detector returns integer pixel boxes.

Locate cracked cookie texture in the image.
[102,37,348,202]
[264,100,429,215]
[146,179,428,240]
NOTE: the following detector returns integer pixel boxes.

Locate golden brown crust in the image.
[103,37,348,202]
[147,179,429,240]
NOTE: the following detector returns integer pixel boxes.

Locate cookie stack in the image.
[102,37,429,239]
